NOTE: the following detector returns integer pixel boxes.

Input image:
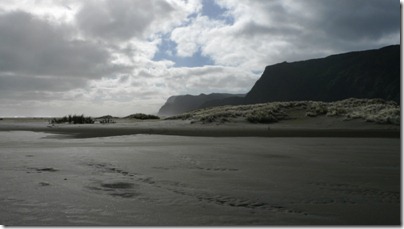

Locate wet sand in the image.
[0,118,400,225]
[0,117,400,138]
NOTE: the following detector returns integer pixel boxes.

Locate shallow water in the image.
[0,131,400,225]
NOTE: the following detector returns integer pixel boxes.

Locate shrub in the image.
[246,111,278,123]
[306,102,327,117]
[51,114,94,124]
[126,113,160,120]
[200,115,216,123]
[98,115,116,124]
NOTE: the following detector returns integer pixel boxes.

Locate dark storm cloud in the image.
[0,11,126,78]
[0,73,85,92]
[294,0,400,56]
[237,21,301,38]
[225,0,400,65]
[286,0,396,40]
[309,0,399,41]
[76,0,175,41]
[234,0,398,48]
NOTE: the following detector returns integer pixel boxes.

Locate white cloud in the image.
[0,0,81,23]
[162,65,256,95]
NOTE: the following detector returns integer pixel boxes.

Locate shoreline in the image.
[0,119,399,138]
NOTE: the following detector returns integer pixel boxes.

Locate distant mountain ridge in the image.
[158,93,245,116]
[158,45,400,116]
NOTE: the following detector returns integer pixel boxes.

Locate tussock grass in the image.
[166,98,400,125]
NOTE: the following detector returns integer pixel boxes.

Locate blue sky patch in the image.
[153,35,214,67]
[152,0,234,68]
[201,0,234,25]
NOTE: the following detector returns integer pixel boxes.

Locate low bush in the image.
[126,113,160,120]
[305,102,327,117]
[98,115,116,124]
[50,115,94,124]
[246,113,278,123]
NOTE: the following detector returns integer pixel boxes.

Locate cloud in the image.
[304,0,400,40]
[0,0,81,23]
[76,0,158,41]
[162,65,256,95]
[0,11,126,79]
[0,73,84,93]
[171,0,400,70]
[76,0,201,41]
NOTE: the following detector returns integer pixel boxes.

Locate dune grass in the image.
[166,98,400,125]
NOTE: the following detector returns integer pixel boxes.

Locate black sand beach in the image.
[0,118,400,225]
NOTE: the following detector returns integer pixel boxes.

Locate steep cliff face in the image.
[245,45,400,104]
[158,93,245,116]
[158,45,400,116]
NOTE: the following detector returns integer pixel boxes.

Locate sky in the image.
[0,0,400,117]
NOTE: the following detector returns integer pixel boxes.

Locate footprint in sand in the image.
[87,181,140,199]
[39,182,50,186]
[32,167,59,172]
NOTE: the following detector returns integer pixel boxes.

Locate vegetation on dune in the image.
[326,98,400,125]
[125,113,160,120]
[96,115,118,119]
[166,98,400,125]
[95,115,116,124]
[166,102,292,124]
[50,114,95,124]
[49,113,161,124]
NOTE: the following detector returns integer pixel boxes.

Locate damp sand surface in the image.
[0,130,399,226]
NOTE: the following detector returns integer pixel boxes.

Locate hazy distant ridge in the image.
[158,93,245,116]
